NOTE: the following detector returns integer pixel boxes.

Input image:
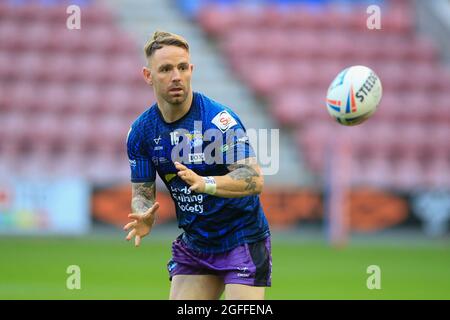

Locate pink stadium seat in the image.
[432,93,450,123]
[0,20,24,51]
[355,157,392,188]
[383,5,414,34]
[40,82,71,114]
[198,6,235,37]
[0,51,17,82]
[43,53,76,83]
[390,158,423,190]
[62,115,94,153]
[25,22,53,52]
[75,53,109,83]
[245,63,284,96]
[284,61,317,89]
[376,62,408,91]
[15,52,47,82]
[377,36,410,60]
[10,81,38,113]
[433,67,450,92]
[82,4,116,26]
[69,84,102,115]
[232,6,267,29]
[100,85,134,115]
[271,93,308,127]
[55,28,85,53]
[408,37,438,62]
[82,26,118,53]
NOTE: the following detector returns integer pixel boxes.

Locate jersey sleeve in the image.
[210,109,256,165]
[126,125,156,183]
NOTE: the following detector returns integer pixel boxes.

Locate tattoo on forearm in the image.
[228,164,259,192]
[131,182,155,213]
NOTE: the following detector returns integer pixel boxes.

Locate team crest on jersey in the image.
[212,111,238,133]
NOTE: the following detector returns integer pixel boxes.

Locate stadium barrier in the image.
[91,185,450,235]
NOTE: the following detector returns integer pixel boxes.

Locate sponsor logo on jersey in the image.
[185,130,203,148]
[159,157,169,164]
[221,144,229,153]
[188,153,205,163]
[153,135,162,144]
[128,159,136,167]
[211,111,238,133]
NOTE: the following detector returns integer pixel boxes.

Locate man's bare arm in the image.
[125,182,159,246]
[226,159,262,194]
[131,182,156,214]
[175,157,264,198]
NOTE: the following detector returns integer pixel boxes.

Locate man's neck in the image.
[157,91,194,123]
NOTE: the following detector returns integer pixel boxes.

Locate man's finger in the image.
[188,184,198,192]
[128,214,142,220]
[126,229,136,241]
[174,162,188,171]
[135,235,141,247]
[147,202,160,215]
[123,221,136,231]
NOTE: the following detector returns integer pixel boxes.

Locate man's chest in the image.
[148,126,224,176]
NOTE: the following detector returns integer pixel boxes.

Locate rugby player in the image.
[124,31,271,300]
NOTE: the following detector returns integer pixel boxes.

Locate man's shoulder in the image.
[196,92,242,129]
[131,104,158,128]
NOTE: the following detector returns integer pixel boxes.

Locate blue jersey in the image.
[127,92,270,253]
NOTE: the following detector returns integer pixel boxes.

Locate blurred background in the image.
[0,0,449,299]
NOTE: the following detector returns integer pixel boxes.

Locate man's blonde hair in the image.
[144,31,189,58]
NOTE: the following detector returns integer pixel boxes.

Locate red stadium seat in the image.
[0,20,24,51]
[197,5,235,37]
[0,51,17,82]
[39,82,72,115]
[15,52,47,82]
[10,81,39,113]
[68,84,102,115]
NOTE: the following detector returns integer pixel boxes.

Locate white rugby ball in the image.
[326,65,382,126]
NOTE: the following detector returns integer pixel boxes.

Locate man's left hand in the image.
[174,162,205,193]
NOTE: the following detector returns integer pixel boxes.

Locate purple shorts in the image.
[167,236,272,287]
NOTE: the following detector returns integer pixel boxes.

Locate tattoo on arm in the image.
[227,164,260,192]
[131,182,155,213]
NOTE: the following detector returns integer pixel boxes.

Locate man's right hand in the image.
[123,202,160,247]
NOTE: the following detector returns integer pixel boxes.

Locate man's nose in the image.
[171,68,181,81]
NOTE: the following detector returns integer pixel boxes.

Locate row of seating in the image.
[237,61,449,96]
[0,2,113,25]
[222,30,438,62]
[0,51,144,84]
[0,22,137,54]
[0,82,154,115]
[270,90,450,127]
[296,130,450,190]
[198,3,414,36]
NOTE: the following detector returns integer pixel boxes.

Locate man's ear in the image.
[142,67,153,85]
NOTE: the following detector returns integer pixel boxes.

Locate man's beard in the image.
[164,88,189,105]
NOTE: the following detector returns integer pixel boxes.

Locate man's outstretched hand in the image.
[123,202,160,247]
[175,162,205,193]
